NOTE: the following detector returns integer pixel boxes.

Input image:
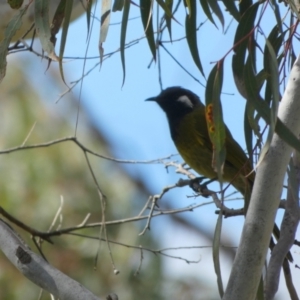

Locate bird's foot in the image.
[189,177,216,197]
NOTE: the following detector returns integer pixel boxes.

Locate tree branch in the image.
[0,219,103,300]
[224,55,300,300]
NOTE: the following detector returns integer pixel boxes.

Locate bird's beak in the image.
[145,97,157,102]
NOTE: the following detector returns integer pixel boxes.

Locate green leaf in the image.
[233,2,260,50]
[213,214,224,298]
[245,95,261,138]
[207,0,224,28]
[243,55,259,112]
[263,25,285,73]
[0,5,29,84]
[59,0,73,85]
[233,9,300,156]
[265,39,279,121]
[248,29,281,164]
[140,0,156,60]
[205,62,226,179]
[120,0,130,85]
[156,0,173,18]
[165,0,173,40]
[35,0,58,60]
[232,2,260,97]
[289,47,296,70]
[86,0,93,34]
[51,0,67,41]
[185,0,191,11]
[269,0,282,33]
[198,0,215,25]
[244,102,255,168]
[112,0,124,11]
[185,0,204,77]
[244,55,273,165]
[222,0,240,21]
[243,58,300,153]
[99,0,112,64]
[239,0,252,15]
[156,0,176,40]
[263,26,286,105]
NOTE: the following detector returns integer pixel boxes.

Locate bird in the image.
[146,86,254,203]
[146,86,293,262]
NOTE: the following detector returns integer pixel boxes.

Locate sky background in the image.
[6,1,300,298]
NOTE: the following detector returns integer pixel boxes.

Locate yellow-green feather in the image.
[173,105,254,203]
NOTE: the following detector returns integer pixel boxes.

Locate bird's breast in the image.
[171,113,217,179]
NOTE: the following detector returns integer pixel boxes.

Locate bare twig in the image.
[134,246,144,276]
[21,121,36,146]
[48,196,64,232]
[67,231,205,264]
[0,136,176,165]
[0,206,53,243]
[1,201,211,239]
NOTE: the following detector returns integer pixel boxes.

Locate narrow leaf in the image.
[51,0,67,41]
[185,0,191,11]
[198,0,215,26]
[263,25,285,75]
[244,103,255,168]
[244,55,271,166]
[256,40,279,165]
[205,62,226,179]
[207,0,224,28]
[263,26,286,105]
[265,39,279,122]
[243,55,259,116]
[185,0,204,77]
[99,0,112,63]
[0,5,29,83]
[248,33,280,165]
[86,0,93,34]
[165,0,173,40]
[213,214,224,297]
[112,0,124,11]
[239,0,252,15]
[269,0,282,33]
[156,0,173,19]
[59,0,73,84]
[120,0,130,85]
[222,0,240,21]
[232,2,260,97]
[233,2,260,50]
[243,58,300,153]
[140,0,156,60]
[35,0,58,60]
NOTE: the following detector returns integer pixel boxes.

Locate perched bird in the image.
[146,86,293,262]
[146,86,254,203]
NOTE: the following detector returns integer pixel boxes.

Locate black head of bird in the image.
[146,86,204,125]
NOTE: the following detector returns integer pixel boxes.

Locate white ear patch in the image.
[177,95,193,108]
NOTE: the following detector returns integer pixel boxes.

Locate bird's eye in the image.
[177,95,193,108]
